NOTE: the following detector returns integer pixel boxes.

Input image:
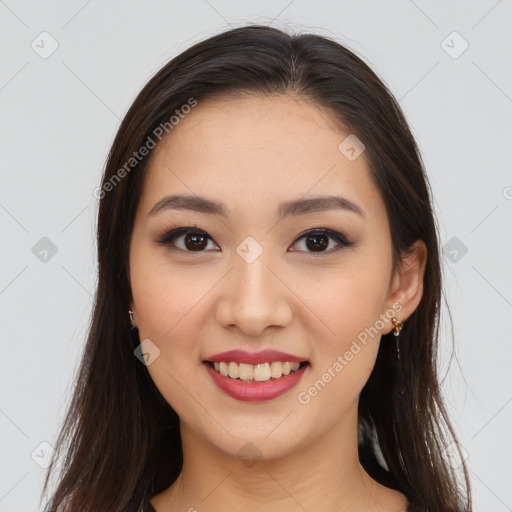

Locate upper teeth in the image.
[213,361,301,381]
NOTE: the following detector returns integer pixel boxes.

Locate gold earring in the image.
[391,317,403,336]
[391,317,403,361]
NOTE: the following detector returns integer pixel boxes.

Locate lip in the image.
[204,361,309,402]
[204,349,307,365]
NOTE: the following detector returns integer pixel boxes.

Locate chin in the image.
[198,421,304,463]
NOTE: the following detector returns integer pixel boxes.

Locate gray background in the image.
[0,1,511,510]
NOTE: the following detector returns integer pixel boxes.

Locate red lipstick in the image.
[203,350,309,402]
[204,349,306,365]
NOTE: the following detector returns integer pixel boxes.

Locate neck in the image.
[152,403,407,512]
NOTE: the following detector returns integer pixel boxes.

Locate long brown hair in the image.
[42,24,471,511]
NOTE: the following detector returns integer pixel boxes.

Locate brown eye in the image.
[158,227,219,252]
[290,229,353,255]
[183,233,208,251]
[304,233,329,252]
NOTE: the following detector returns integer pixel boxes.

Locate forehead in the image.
[139,94,386,224]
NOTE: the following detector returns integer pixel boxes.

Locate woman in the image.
[42,24,472,512]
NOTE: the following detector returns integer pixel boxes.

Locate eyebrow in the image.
[148,194,365,219]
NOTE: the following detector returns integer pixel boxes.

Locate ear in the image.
[382,239,427,334]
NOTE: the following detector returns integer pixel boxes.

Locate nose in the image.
[215,249,293,337]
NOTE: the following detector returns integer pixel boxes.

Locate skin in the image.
[128,93,427,512]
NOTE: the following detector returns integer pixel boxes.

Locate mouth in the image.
[204,360,310,383]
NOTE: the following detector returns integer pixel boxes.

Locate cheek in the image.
[129,252,212,415]
[294,260,390,404]
[297,261,390,345]
[129,244,211,353]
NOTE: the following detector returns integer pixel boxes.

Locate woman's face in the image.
[129,93,409,460]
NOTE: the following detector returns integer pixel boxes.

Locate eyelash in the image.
[157,224,354,256]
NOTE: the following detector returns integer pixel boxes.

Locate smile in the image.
[203,360,310,402]
[207,360,308,382]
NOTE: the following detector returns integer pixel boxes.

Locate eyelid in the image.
[290,228,353,255]
[294,227,351,245]
[157,225,353,255]
[157,225,219,249]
